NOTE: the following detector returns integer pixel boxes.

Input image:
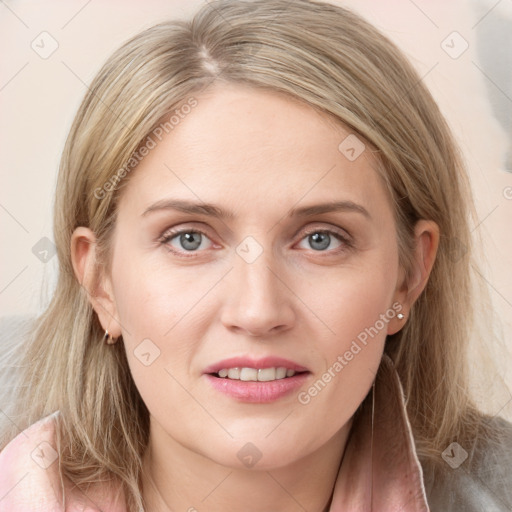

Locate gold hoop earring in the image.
[104,330,117,345]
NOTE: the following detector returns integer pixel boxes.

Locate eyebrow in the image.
[142,199,235,219]
[142,199,371,220]
[290,200,371,219]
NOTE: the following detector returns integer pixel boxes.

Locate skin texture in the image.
[71,83,439,512]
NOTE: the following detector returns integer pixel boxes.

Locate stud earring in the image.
[397,313,405,320]
[104,330,117,345]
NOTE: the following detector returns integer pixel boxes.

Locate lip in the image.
[205,372,310,403]
[203,356,310,404]
[203,356,309,375]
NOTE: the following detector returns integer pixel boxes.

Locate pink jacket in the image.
[0,355,440,511]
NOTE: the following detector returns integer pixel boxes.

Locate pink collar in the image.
[0,355,429,511]
[330,353,430,511]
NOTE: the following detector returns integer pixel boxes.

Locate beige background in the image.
[1,1,511,412]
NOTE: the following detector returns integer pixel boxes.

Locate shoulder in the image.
[0,411,127,512]
[0,411,63,511]
[423,415,512,512]
[0,410,60,472]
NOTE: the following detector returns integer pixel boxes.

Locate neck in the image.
[141,418,353,512]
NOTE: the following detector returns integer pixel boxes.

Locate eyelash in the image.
[158,225,353,258]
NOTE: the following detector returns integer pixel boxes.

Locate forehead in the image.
[119,83,391,221]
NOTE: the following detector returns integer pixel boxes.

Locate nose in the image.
[220,252,296,337]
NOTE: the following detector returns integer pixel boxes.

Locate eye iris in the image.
[309,232,330,251]
[180,232,202,251]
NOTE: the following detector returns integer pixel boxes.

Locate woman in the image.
[0,0,511,510]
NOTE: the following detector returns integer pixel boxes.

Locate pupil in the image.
[310,232,330,251]
[181,232,201,250]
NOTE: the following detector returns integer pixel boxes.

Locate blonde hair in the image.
[1,0,506,510]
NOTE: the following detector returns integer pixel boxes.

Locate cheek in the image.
[110,249,199,338]
[300,254,398,349]
[109,251,218,386]
[293,254,397,432]
[110,258,202,424]
[108,256,196,392]
[111,266,172,339]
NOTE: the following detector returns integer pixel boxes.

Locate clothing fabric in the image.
[0,354,511,511]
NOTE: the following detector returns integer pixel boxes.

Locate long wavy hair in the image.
[1,1,506,510]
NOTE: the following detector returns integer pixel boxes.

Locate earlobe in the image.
[388,220,440,335]
[70,227,122,338]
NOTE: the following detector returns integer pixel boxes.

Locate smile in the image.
[215,367,298,381]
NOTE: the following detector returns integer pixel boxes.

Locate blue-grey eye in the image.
[181,232,202,250]
[309,232,331,250]
[169,231,208,251]
[297,231,344,252]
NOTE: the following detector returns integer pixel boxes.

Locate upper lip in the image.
[203,356,310,375]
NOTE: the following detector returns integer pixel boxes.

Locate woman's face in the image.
[101,83,410,469]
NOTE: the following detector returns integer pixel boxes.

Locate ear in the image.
[70,227,122,338]
[387,219,440,335]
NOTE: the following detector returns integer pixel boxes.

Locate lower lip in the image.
[205,373,310,403]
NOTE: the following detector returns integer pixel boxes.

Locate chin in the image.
[200,435,309,471]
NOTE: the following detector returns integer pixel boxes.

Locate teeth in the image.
[258,368,276,381]
[276,367,287,379]
[240,368,258,381]
[227,368,240,379]
[215,366,297,381]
